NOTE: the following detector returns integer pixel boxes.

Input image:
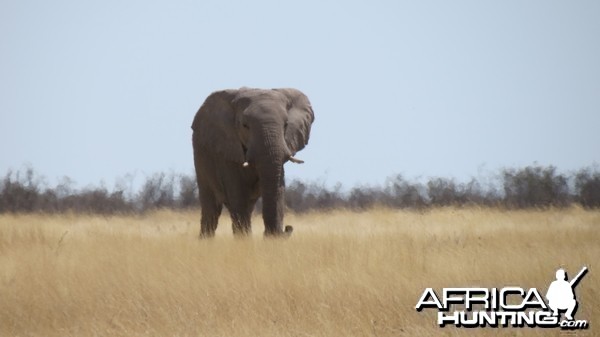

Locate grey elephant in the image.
[191,87,315,237]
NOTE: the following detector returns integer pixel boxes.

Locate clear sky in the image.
[1,0,599,189]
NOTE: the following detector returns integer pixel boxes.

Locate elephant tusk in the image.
[289,156,304,164]
[243,162,249,167]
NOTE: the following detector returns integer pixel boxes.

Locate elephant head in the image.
[191,87,314,236]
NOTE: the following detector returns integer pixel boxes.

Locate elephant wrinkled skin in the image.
[191,88,315,238]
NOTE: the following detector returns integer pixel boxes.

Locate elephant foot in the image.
[264,225,293,238]
[199,233,215,239]
[199,227,217,239]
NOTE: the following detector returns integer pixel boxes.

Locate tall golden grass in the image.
[0,207,598,336]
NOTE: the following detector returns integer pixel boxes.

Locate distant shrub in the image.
[62,188,130,214]
[574,167,600,208]
[285,180,345,211]
[427,178,460,206]
[138,172,176,210]
[179,174,199,209]
[0,168,42,213]
[502,165,570,208]
[348,185,383,210]
[382,175,427,209]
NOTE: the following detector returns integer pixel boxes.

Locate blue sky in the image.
[1,0,599,189]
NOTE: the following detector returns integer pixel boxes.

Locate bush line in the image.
[0,165,599,214]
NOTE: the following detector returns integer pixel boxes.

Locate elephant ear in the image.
[191,89,245,163]
[275,88,315,155]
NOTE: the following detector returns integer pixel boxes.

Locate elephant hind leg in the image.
[199,190,222,239]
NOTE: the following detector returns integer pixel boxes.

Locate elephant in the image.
[191,87,315,238]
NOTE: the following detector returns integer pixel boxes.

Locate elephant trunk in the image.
[256,129,292,237]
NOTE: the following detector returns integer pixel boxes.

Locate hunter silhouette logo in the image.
[415,266,589,329]
[546,267,587,321]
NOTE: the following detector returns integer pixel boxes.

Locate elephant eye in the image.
[243,123,249,130]
[284,121,289,130]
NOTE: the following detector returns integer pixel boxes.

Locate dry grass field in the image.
[0,207,598,336]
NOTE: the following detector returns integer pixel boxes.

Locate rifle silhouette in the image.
[569,266,588,288]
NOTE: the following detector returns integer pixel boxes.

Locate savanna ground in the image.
[0,207,598,337]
